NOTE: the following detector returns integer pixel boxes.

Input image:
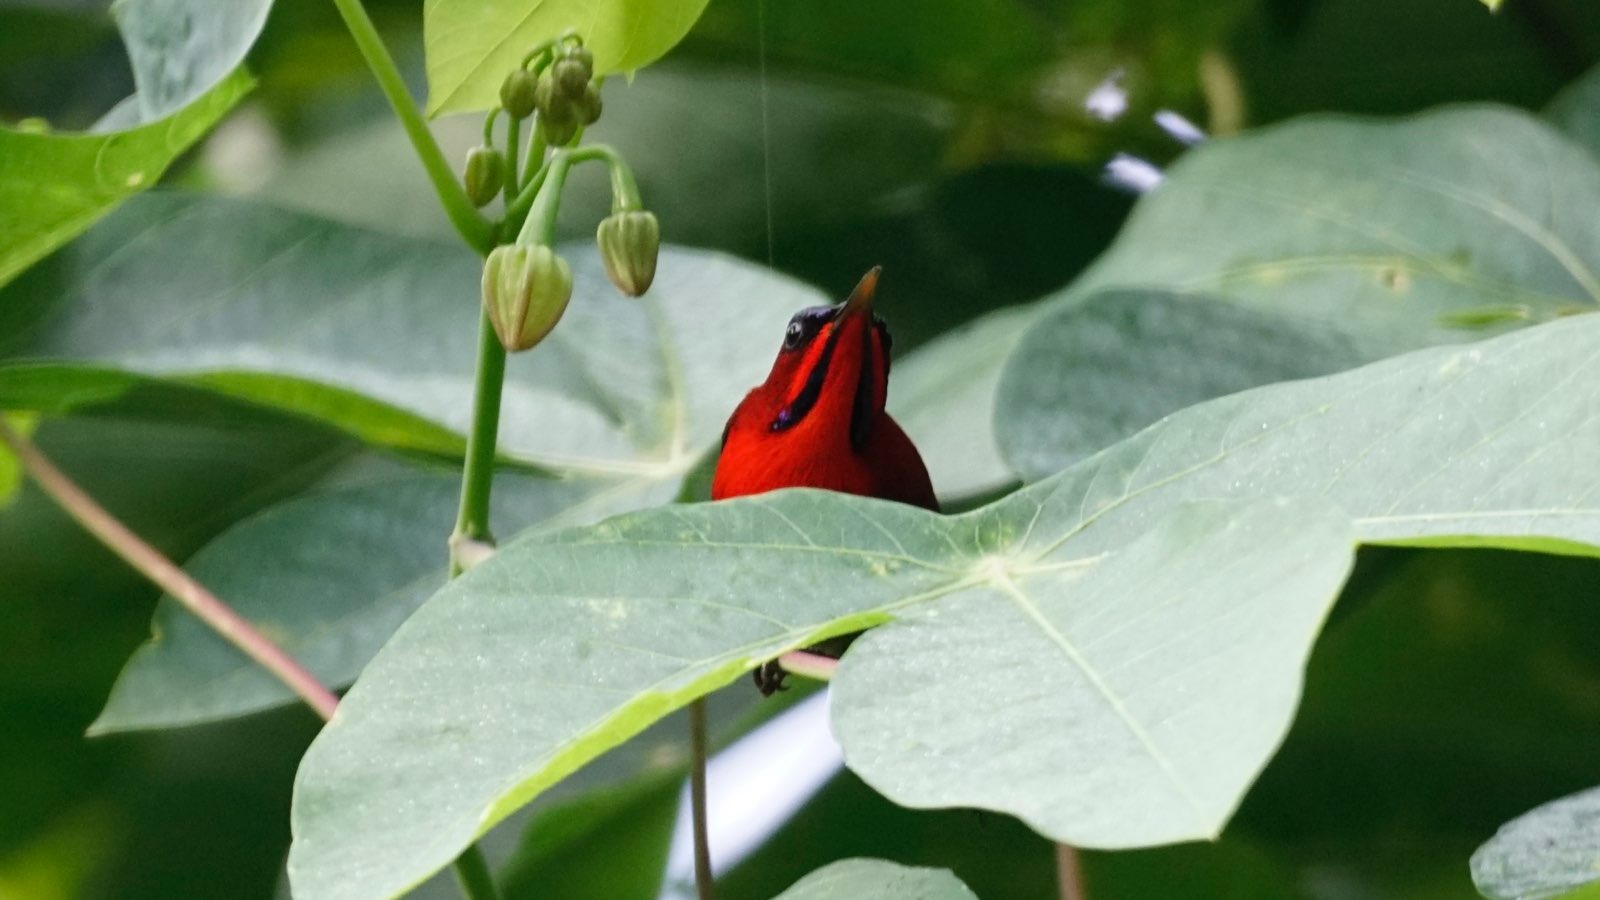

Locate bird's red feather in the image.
[712,279,937,511]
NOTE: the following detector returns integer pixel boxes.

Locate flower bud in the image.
[596,210,660,297]
[500,68,539,119]
[482,244,573,351]
[577,83,602,125]
[541,113,578,147]
[565,45,594,73]
[463,146,505,207]
[535,72,574,124]
[552,57,591,98]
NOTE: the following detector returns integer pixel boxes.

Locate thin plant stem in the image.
[521,121,548,188]
[503,115,521,200]
[449,317,509,576]
[326,3,508,893]
[326,0,494,255]
[0,417,339,721]
[1055,843,1087,900]
[513,144,639,247]
[690,698,716,900]
[451,843,499,900]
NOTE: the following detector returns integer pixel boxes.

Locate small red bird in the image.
[713,267,938,692]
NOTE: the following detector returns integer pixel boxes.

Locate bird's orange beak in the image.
[835,266,879,322]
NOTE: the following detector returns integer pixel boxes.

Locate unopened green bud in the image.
[552,56,592,98]
[565,45,594,73]
[541,114,579,147]
[463,146,505,207]
[596,210,660,297]
[500,68,539,119]
[483,244,573,351]
[577,83,602,125]
[535,73,574,124]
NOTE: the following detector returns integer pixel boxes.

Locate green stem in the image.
[503,115,521,200]
[521,119,548,187]
[690,699,716,900]
[503,158,552,239]
[449,316,509,576]
[520,151,575,246]
[452,844,499,900]
[327,0,494,255]
[509,144,639,244]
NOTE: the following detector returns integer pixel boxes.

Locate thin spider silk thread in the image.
[758,0,775,267]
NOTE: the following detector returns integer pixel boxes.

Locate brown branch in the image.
[1056,843,1087,900]
[690,698,716,900]
[0,416,340,722]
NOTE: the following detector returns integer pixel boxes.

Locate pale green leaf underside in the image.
[771,859,978,900]
[0,71,251,290]
[290,314,1600,899]
[1071,106,1600,334]
[423,0,711,116]
[995,289,1369,473]
[1473,785,1600,900]
[994,106,1600,477]
[111,0,273,120]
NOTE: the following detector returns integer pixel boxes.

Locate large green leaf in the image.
[828,498,1351,847]
[992,106,1600,474]
[1070,106,1600,335]
[423,0,711,116]
[290,313,1600,899]
[0,70,250,289]
[996,310,1600,554]
[0,192,814,478]
[288,492,1351,900]
[994,290,1366,472]
[1473,786,1600,900]
[0,0,273,287]
[769,859,977,900]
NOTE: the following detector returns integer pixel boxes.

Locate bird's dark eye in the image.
[782,307,833,351]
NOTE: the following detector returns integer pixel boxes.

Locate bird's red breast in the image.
[712,268,938,512]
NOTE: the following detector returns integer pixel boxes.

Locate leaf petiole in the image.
[327,0,494,255]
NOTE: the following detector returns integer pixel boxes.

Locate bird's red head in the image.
[712,268,938,511]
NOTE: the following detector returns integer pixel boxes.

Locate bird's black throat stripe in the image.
[769,319,845,434]
[849,323,876,451]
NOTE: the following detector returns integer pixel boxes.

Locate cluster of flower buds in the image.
[483,243,572,352]
[499,39,602,147]
[476,34,661,353]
